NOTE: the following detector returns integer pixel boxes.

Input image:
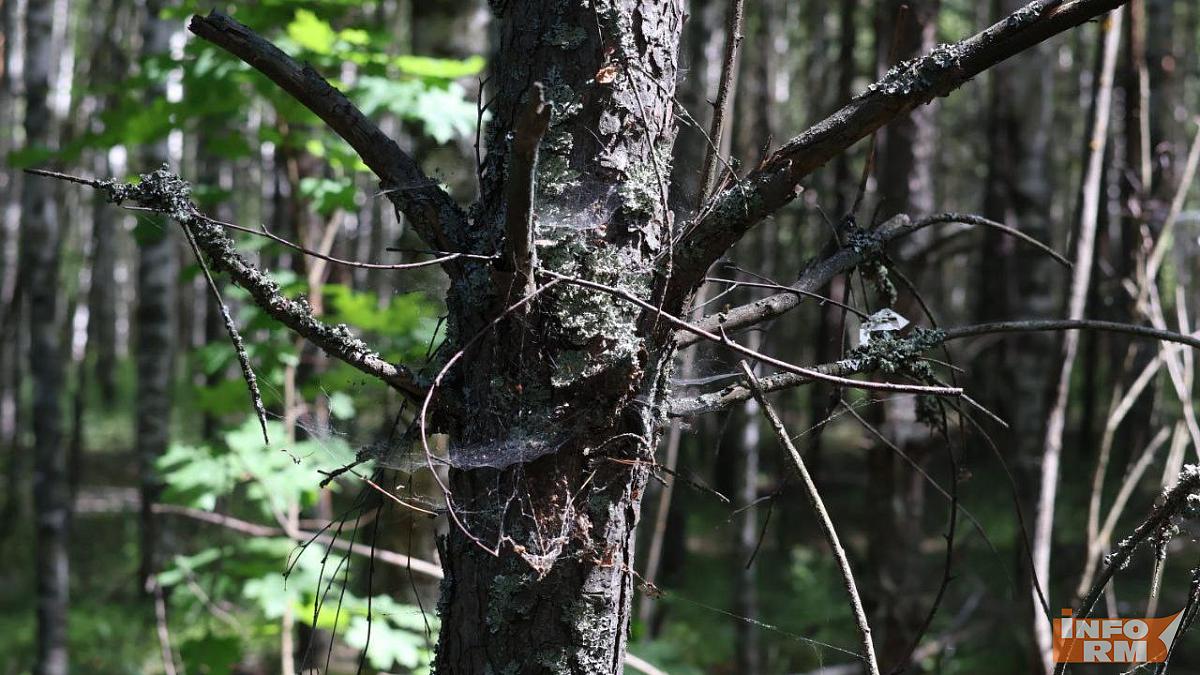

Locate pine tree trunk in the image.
[431,2,682,672]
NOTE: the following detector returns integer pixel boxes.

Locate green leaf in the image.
[393,54,486,80]
[298,176,357,215]
[287,9,337,55]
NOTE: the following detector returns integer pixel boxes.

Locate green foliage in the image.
[158,417,355,515]
[156,415,435,672]
[299,176,358,216]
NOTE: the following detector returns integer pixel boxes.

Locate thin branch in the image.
[29,168,426,399]
[187,11,466,250]
[698,0,745,203]
[190,210,488,270]
[669,357,865,417]
[669,0,1128,301]
[671,318,1200,416]
[183,223,270,443]
[542,271,961,397]
[911,213,1071,267]
[154,503,445,580]
[704,276,870,318]
[1142,119,1200,288]
[941,319,1200,351]
[740,362,880,675]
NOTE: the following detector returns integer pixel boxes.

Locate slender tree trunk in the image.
[432,2,682,671]
[1031,9,1123,673]
[869,2,939,667]
[136,0,177,590]
[24,0,69,672]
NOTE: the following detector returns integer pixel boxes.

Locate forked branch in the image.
[188,11,467,251]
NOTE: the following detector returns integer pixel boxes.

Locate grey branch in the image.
[154,503,445,580]
[183,223,270,443]
[542,270,961,397]
[669,0,1127,300]
[740,362,881,675]
[29,168,425,399]
[187,11,466,252]
[942,320,1200,351]
[669,358,863,417]
[670,318,1200,416]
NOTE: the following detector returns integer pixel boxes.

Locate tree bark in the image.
[430,2,682,672]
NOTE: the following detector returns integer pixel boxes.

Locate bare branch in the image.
[670,318,1200,416]
[29,168,425,399]
[187,11,467,250]
[669,0,1127,299]
[740,362,880,675]
[669,358,864,417]
[182,223,270,443]
[697,0,744,203]
[542,270,962,397]
[154,503,445,580]
[941,319,1200,351]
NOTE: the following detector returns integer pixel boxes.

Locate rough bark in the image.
[429,2,683,672]
[24,0,69,672]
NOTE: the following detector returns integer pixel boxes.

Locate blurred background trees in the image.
[1,0,1199,673]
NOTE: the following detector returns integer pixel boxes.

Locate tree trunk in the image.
[24,0,69,672]
[136,0,177,590]
[868,1,939,667]
[431,2,682,672]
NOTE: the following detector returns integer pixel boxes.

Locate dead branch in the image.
[740,361,880,675]
[187,11,467,252]
[669,0,1128,302]
[941,319,1200,351]
[182,223,270,443]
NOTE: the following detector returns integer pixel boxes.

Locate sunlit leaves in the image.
[157,418,354,516]
[286,9,339,54]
